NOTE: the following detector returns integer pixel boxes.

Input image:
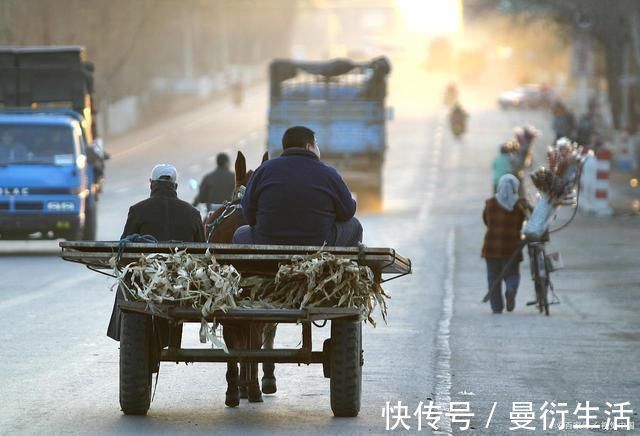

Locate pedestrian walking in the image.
[481,174,529,314]
[492,143,513,192]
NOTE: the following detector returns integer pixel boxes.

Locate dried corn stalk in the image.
[240,251,390,326]
[110,249,389,327]
[110,249,242,318]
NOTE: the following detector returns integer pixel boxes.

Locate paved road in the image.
[0,62,638,435]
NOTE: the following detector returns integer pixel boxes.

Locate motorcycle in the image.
[449,104,467,139]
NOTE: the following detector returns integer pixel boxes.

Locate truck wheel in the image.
[82,202,97,241]
[120,311,153,415]
[329,319,362,417]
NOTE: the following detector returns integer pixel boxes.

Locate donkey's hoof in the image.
[239,385,248,399]
[225,389,240,407]
[248,387,263,403]
[261,376,277,394]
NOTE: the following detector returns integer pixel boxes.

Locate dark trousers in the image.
[232,217,363,247]
[485,258,520,313]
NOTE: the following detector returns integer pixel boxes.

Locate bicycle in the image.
[524,233,560,316]
[481,232,562,315]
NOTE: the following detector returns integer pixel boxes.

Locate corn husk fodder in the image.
[111,249,389,326]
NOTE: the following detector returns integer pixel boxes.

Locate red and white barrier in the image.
[579,148,614,216]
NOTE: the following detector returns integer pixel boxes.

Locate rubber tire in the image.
[534,279,549,316]
[322,338,332,378]
[82,201,97,241]
[329,319,362,417]
[119,311,152,415]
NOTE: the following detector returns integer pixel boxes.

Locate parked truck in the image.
[267,57,391,208]
[0,46,106,240]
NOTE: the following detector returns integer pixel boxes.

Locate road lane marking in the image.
[434,227,456,435]
[109,134,164,160]
[417,114,445,223]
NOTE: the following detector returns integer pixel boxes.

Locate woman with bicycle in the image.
[481,174,530,314]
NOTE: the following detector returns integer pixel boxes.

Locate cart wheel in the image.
[322,338,332,378]
[119,311,152,415]
[329,319,362,417]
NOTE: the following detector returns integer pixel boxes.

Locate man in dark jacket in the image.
[107,163,205,340]
[233,126,362,246]
[193,153,235,208]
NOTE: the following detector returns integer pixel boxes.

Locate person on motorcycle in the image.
[449,102,468,138]
[444,83,458,107]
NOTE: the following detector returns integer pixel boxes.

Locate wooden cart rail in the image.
[59,241,412,277]
[119,301,361,323]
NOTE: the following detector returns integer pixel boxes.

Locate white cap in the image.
[150,164,177,183]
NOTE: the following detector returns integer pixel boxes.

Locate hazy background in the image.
[0,0,638,139]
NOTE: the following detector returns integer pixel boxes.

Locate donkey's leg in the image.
[238,362,249,399]
[237,323,250,399]
[247,323,263,403]
[223,324,240,407]
[261,323,277,394]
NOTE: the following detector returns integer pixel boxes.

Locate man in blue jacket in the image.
[233,125,362,246]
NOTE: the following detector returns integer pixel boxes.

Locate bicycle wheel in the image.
[529,244,549,315]
[542,283,550,316]
[535,249,550,316]
[534,278,549,316]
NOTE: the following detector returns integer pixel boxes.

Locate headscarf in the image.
[495,174,520,211]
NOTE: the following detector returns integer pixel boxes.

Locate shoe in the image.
[506,291,516,312]
[492,310,503,314]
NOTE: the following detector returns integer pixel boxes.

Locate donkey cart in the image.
[60,241,411,417]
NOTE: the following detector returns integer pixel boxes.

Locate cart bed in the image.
[59,241,411,276]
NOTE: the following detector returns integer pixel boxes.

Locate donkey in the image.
[204,151,277,407]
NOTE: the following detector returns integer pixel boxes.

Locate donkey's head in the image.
[234,150,269,189]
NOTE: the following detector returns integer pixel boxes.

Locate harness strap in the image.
[206,184,246,241]
[206,202,241,241]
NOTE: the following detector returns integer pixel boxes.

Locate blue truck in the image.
[0,46,106,240]
[267,57,391,208]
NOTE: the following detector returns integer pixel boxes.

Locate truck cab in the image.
[0,46,104,240]
[0,111,98,239]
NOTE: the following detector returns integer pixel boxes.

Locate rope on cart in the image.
[116,233,159,263]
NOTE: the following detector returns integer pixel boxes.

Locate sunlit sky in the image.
[396,0,463,34]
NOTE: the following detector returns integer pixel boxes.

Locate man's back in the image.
[241,148,355,245]
[122,183,205,242]
[196,167,235,205]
